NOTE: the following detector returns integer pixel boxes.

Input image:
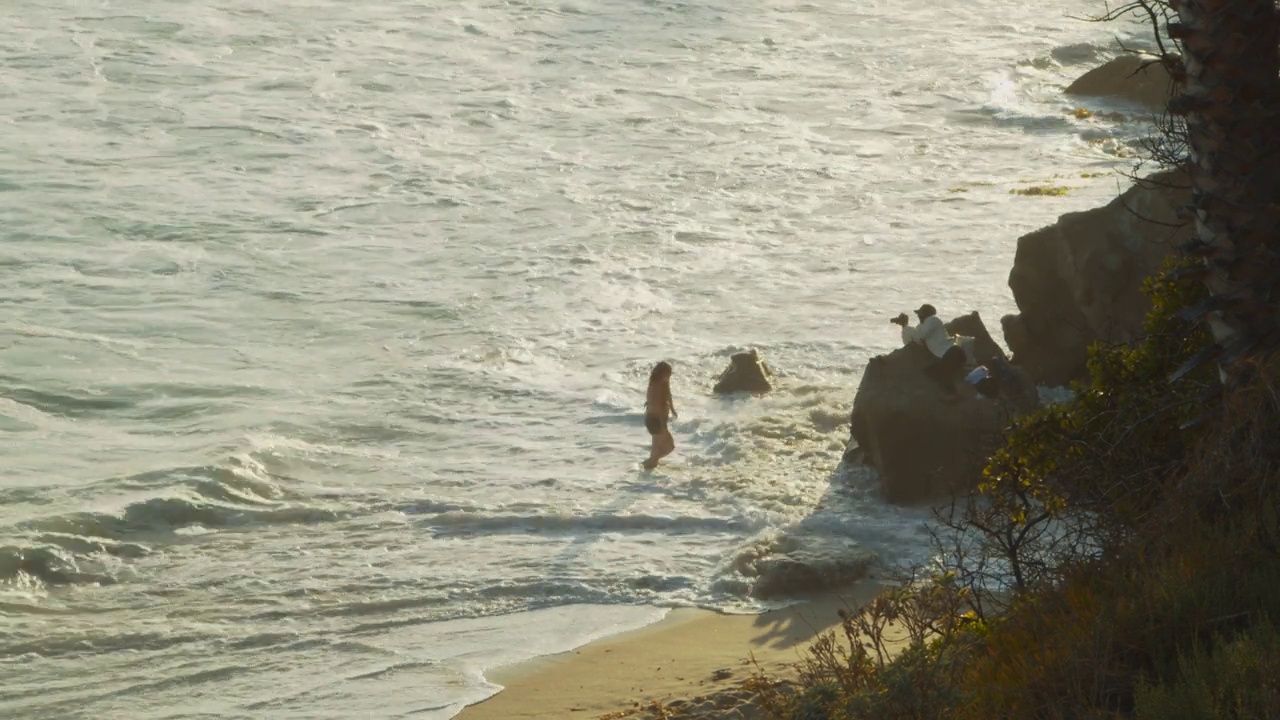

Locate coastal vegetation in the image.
[753,1,1280,717]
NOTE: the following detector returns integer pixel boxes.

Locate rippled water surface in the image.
[1,1,1156,717]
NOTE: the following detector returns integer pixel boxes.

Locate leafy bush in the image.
[980,257,1214,556]
[1134,624,1280,720]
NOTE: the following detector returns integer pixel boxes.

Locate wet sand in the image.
[457,581,893,720]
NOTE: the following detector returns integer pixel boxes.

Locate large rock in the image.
[946,311,1005,366]
[713,349,774,395]
[948,312,1040,414]
[731,533,874,600]
[1064,54,1174,110]
[1002,170,1192,386]
[849,315,1009,505]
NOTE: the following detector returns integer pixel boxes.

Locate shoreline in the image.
[454,580,893,720]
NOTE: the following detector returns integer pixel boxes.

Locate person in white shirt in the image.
[891,303,968,400]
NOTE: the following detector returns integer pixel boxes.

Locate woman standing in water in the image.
[643,361,677,470]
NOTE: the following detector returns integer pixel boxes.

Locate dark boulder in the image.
[713,349,774,395]
[1001,170,1191,386]
[849,314,1011,505]
[1064,54,1175,110]
[946,311,1005,367]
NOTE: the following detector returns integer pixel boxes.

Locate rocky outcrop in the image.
[1064,54,1174,110]
[713,349,774,395]
[733,533,874,600]
[947,312,1041,414]
[849,314,1010,505]
[1002,170,1192,386]
[946,312,1005,366]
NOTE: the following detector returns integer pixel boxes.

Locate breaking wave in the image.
[19,459,342,543]
[0,544,116,587]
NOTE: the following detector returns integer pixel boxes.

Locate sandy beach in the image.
[456,581,891,720]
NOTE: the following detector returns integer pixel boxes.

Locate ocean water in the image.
[0,1,1156,717]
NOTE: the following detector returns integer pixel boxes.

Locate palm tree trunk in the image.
[1167,0,1280,382]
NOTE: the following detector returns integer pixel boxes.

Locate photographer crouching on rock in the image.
[891,303,967,402]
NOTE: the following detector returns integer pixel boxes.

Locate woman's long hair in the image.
[649,361,672,384]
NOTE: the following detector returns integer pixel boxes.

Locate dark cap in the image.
[915,303,937,317]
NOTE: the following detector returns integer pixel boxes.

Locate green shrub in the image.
[1134,624,1280,720]
[981,256,1214,548]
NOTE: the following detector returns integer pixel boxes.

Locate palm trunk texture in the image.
[1167,0,1280,383]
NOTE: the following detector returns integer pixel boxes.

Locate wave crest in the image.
[0,544,115,587]
[18,459,340,543]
